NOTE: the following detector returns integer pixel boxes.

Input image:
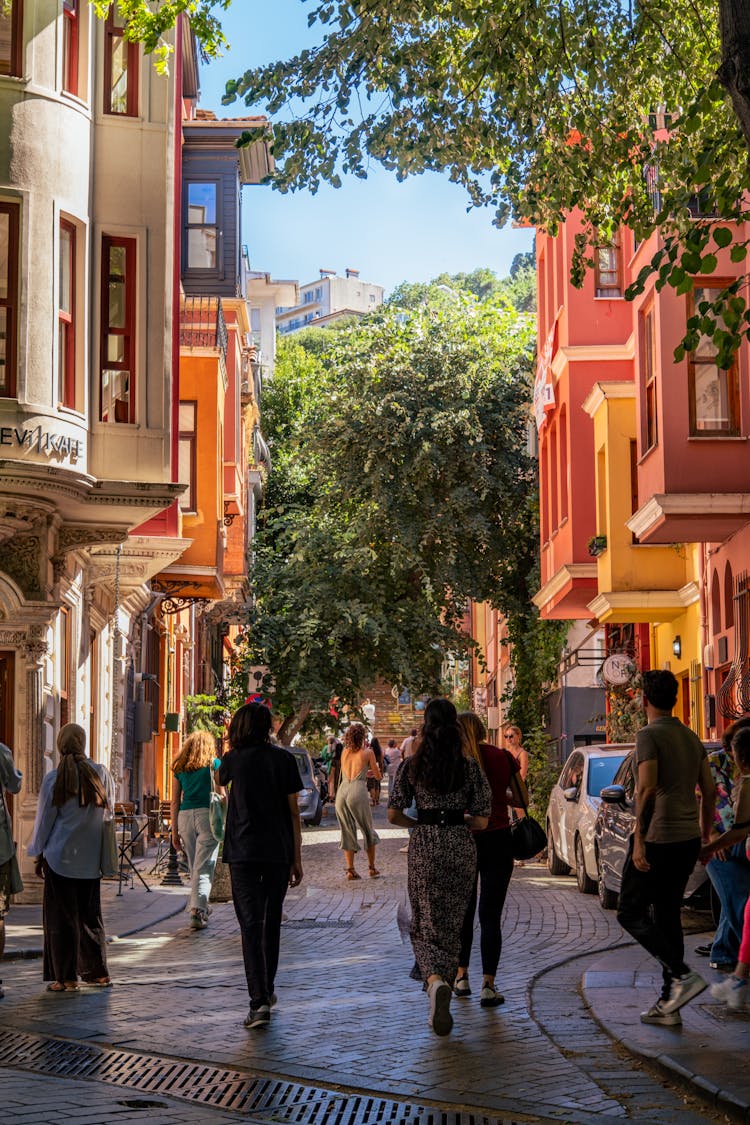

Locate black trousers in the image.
[229,861,290,1009]
[616,836,700,989]
[458,827,514,977]
[42,861,108,984]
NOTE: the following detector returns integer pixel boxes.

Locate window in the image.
[303,290,315,304]
[59,606,71,727]
[540,433,550,543]
[687,286,740,437]
[711,570,721,634]
[104,6,138,115]
[594,237,622,298]
[549,422,558,531]
[185,182,218,270]
[100,236,136,423]
[725,563,734,629]
[559,406,568,521]
[178,401,197,512]
[62,0,78,95]
[59,220,76,408]
[0,202,20,398]
[641,304,658,451]
[89,629,99,761]
[0,0,22,77]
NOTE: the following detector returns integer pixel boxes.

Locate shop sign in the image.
[0,425,83,463]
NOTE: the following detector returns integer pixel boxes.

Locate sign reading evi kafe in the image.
[0,423,84,463]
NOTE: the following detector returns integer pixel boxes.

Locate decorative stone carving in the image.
[0,533,44,599]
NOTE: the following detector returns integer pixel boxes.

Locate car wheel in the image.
[575,836,597,895]
[596,848,618,910]
[307,795,323,827]
[547,823,571,876]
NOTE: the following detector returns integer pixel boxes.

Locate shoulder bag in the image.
[505,758,546,860]
[100,806,119,879]
[1,781,24,894]
[209,769,227,843]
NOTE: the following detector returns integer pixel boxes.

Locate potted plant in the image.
[588,534,608,557]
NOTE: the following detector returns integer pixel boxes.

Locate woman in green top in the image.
[171,732,224,930]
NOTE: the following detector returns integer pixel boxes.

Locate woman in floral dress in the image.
[388,698,491,1036]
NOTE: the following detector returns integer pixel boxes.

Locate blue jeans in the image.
[707,845,750,964]
[178,807,219,913]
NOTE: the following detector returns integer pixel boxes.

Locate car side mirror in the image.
[600,784,627,804]
[562,786,579,801]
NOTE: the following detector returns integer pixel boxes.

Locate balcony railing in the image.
[180,296,228,363]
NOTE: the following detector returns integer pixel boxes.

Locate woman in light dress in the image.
[335,723,381,879]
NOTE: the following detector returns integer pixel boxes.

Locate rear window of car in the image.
[587,754,627,797]
[294,753,311,779]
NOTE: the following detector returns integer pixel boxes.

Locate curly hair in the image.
[409,698,467,794]
[173,730,216,774]
[343,723,367,752]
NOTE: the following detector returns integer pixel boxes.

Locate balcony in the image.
[180,296,228,364]
[583,382,694,624]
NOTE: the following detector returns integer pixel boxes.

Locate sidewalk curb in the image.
[2,897,188,962]
[580,971,750,1124]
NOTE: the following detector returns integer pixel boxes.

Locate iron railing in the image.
[180,296,228,363]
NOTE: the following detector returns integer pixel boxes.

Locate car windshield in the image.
[587,754,627,797]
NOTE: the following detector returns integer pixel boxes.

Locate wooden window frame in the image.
[184,180,220,273]
[641,302,658,452]
[687,286,741,438]
[0,0,23,78]
[103,7,138,116]
[178,400,197,513]
[62,0,79,96]
[0,201,20,399]
[594,235,623,299]
[100,235,136,423]
[59,218,76,408]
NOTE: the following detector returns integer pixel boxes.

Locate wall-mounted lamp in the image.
[672,636,682,659]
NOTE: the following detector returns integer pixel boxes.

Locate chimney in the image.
[320,268,336,278]
[345,268,360,279]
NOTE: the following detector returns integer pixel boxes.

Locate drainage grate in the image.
[0,1029,529,1124]
[283,919,354,930]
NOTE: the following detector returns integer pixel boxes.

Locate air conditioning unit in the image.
[703,643,714,671]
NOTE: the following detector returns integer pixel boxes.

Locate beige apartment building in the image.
[276,268,384,334]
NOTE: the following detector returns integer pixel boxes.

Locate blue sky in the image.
[196,1,533,296]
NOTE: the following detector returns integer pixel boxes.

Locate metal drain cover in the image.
[0,1029,530,1124]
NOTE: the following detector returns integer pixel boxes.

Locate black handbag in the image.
[510,814,547,860]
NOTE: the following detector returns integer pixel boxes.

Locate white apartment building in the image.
[276,268,384,335]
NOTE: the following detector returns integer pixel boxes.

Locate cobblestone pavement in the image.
[1,802,733,1124]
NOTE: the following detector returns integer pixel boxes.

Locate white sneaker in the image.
[189,910,207,930]
[453,976,471,997]
[710,976,748,1010]
[244,1005,270,1029]
[427,979,453,1036]
[479,983,505,1008]
[640,999,682,1026]
[661,971,707,1013]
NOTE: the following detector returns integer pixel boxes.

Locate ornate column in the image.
[16,626,51,903]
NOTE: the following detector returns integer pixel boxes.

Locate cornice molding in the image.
[532,562,598,609]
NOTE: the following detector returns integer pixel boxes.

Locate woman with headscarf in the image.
[388,698,491,1036]
[28,724,115,992]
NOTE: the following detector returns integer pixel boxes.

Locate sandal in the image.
[84,977,112,988]
[345,867,361,880]
[47,982,80,992]
[369,866,381,878]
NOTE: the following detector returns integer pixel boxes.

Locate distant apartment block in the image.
[276,268,385,334]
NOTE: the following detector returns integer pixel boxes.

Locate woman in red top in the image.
[454,712,528,1007]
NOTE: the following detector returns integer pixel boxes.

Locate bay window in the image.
[59,219,76,408]
[178,401,197,512]
[62,0,78,95]
[100,235,136,423]
[687,286,740,437]
[104,6,138,116]
[641,303,658,452]
[185,182,219,270]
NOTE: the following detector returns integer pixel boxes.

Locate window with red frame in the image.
[100,236,136,423]
[59,219,76,408]
[641,303,658,452]
[62,0,78,95]
[104,6,138,116]
[687,285,740,436]
[0,0,23,77]
[594,237,623,298]
[0,202,20,398]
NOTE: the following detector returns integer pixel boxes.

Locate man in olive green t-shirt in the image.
[617,669,715,1027]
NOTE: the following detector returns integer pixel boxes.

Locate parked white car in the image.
[545,744,631,893]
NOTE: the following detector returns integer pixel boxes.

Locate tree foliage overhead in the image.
[90,1,230,68]
[217,0,750,366]
[236,286,538,730]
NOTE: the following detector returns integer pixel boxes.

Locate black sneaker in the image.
[244,1005,270,1029]
[694,943,712,957]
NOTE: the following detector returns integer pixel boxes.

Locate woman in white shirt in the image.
[28,724,114,992]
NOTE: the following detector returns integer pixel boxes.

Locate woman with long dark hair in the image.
[388,698,491,1036]
[28,724,114,992]
[218,703,303,1029]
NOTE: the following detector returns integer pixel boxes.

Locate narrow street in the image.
[2,804,735,1125]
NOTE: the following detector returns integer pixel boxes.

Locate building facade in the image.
[276,268,384,335]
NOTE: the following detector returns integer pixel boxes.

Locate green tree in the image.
[218,1,750,366]
[238,291,538,737]
[90,1,230,68]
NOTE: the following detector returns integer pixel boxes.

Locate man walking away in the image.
[616,669,715,1027]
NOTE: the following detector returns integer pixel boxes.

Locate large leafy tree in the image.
[220,1,749,365]
[235,285,538,737]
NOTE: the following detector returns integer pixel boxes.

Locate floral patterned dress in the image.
[389,757,491,983]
